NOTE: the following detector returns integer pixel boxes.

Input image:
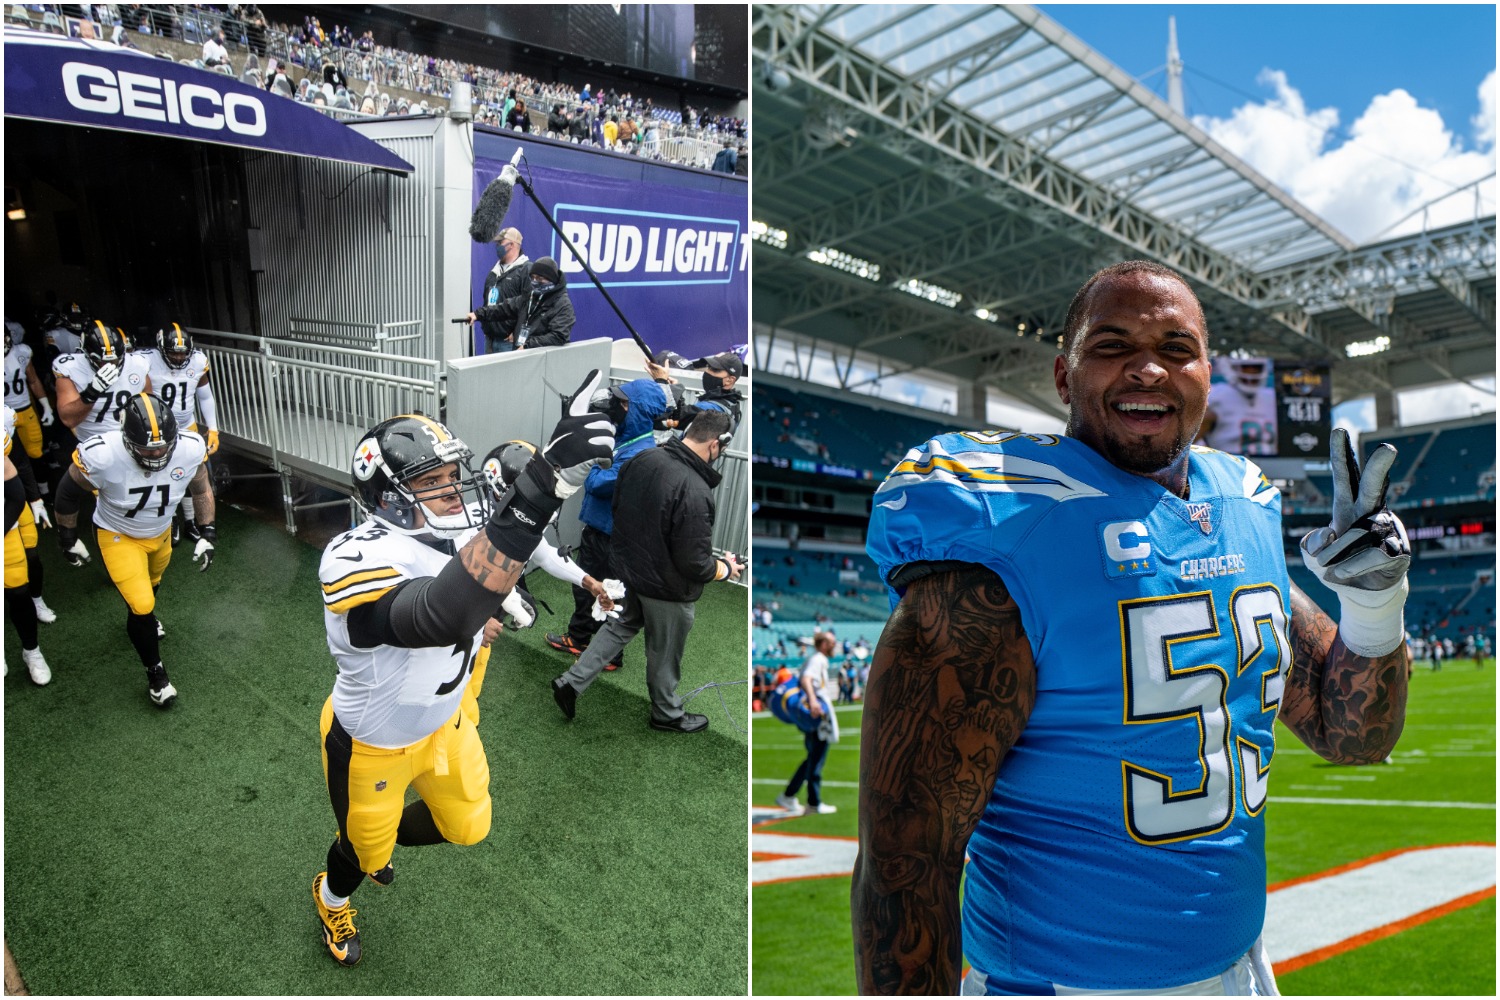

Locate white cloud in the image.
[1475,70,1496,149]
[1194,69,1496,242]
[1397,377,1496,427]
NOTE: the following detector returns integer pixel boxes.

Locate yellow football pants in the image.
[12,404,42,460]
[320,697,492,876]
[96,526,172,615]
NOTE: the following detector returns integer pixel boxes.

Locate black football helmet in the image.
[158,323,194,369]
[121,393,179,472]
[351,415,488,538]
[83,320,126,372]
[62,303,90,335]
[480,440,536,497]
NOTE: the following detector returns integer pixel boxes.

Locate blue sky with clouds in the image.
[1039,3,1496,428]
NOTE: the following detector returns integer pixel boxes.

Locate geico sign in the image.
[62,62,267,136]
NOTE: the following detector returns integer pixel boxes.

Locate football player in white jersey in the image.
[312,372,614,968]
[1200,353,1278,456]
[139,323,221,544]
[5,419,53,685]
[53,393,214,709]
[4,405,58,624]
[4,322,55,462]
[43,303,89,358]
[52,322,153,565]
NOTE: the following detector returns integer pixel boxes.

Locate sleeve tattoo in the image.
[851,565,1036,995]
[1279,583,1409,765]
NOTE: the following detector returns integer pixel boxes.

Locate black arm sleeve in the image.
[3,474,22,533]
[54,467,88,519]
[9,446,40,503]
[345,555,500,649]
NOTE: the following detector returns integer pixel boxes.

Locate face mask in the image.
[702,373,725,394]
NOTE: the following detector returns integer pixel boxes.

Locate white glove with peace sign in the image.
[1300,428,1411,656]
[542,368,615,498]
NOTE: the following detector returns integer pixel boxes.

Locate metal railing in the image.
[287,317,434,366]
[192,328,441,532]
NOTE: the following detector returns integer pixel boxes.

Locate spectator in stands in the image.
[568,105,591,143]
[580,82,592,104]
[734,144,748,178]
[547,104,569,137]
[603,115,620,148]
[711,139,738,174]
[507,99,531,132]
[202,28,229,69]
[618,116,638,147]
[776,631,838,813]
[552,408,741,733]
[242,3,268,57]
[241,52,262,89]
[469,226,531,354]
[323,57,347,96]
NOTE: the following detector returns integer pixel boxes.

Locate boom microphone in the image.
[469,147,524,243]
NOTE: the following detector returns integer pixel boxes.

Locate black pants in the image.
[566,524,614,643]
[785,731,830,807]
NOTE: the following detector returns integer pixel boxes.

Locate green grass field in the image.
[751,666,1496,995]
[5,504,748,995]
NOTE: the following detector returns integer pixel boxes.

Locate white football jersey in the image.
[4,343,33,409]
[321,522,485,749]
[138,348,210,426]
[74,428,209,538]
[1204,381,1278,456]
[3,403,15,453]
[54,352,152,443]
[45,326,81,356]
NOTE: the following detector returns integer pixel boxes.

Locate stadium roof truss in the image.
[751,3,1496,406]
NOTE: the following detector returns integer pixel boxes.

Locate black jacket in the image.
[610,437,721,602]
[479,255,531,348]
[474,274,574,350]
[547,110,569,133]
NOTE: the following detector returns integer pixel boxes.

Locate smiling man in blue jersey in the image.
[855,261,1413,996]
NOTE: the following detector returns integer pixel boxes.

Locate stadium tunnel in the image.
[4,28,415,338]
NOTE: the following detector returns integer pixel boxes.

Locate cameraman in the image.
[552,408,741,732]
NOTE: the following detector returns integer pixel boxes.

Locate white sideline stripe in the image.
[753,777,859,787]
[1263,846,1496,965]
[1270,796,1495,809]
[752,832,859,883]
[750,705,866,720]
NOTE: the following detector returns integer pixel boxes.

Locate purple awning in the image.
[3,28,413,173]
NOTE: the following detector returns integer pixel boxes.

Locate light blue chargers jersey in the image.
[867,431,1291,993]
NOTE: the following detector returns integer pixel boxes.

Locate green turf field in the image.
[5,505,749,995]
[751,666,1496,995]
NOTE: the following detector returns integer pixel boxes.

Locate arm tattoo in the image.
[1280,584,1409,764]
[851,565,1036,995]
[456,535,528,594]
[188,465,215,524]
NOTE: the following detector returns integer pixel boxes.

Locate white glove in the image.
[193,536,215,572]
[63,539,91,566]
[1300,428,1411,656]
[37,398,54,427]
[501,587,536,628]
[590,578,626,621]
[29,499,51,528]
[543,369,615,498]
[87,362,120,397]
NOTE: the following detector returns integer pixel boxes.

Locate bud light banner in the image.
[1274,362,1332,457]
[3,28,413,173]
[471,136,747,361]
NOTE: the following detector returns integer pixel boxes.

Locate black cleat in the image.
[146,664,177,709]
[552,677,577,720]
[368,863,394,886]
